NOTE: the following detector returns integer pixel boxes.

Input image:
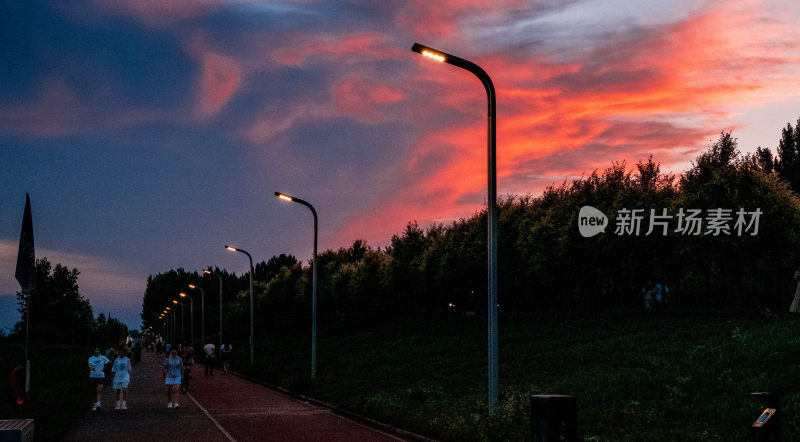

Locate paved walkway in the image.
[65,351,410,441]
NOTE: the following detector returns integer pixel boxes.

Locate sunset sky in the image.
[2,0,799,329]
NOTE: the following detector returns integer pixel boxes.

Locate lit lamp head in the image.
[172,300,178,304]
[274,192,294,202]
[179,292,187,298]
[203,269,212,275]
[188,284,196,289]
[225,245,237,252]
[411,43,445,62]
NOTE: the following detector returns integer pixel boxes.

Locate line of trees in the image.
[10,257,128,347]
[141,120,800,344]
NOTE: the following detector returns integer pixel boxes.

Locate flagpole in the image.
[24,290,29,363]
[16,193,36,401]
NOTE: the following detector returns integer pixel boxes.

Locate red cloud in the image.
[330,1,800,247]
[333,76,405,122]
[273,33,398,67]
[186,36,242,120]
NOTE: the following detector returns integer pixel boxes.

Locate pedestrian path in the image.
[66,350,229,441]
[65,351,410,441]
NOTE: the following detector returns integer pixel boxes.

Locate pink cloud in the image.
[272,33,399,67]
[186,35,242,120]
[333,76,405,122]
[329,0,800,246]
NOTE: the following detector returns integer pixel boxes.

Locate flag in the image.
[15,193,36,292]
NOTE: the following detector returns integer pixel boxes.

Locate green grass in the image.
[237,311,800,441]
[0,343,91,441]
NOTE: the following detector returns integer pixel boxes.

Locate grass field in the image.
[2,312,798,441]
[0,343,90,441]
[238,311,800,441]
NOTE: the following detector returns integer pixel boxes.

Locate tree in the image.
[255,254,298,283]
[14,257,94,344]
[774,119,800,193]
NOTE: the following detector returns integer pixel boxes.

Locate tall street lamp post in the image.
[204,269,224,348]
[226,245,254,365]
[166,307,175,344]
[172,300,184,343]
[188,284,205,345]
[274,191,318,379]
[411,43,499,414]
[179,292,194,347]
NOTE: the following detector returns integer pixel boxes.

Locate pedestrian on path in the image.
[163,348,183,408]
[180,345,194,393]
[220,343,232,374]
[88,348,110,410]
[112,347,132,410]
[203,341,216,376]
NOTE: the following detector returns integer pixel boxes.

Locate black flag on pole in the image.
[15,193,36,292]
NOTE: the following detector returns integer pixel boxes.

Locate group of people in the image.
[642,280,669,311]
[87,339,234,410]
[88,347,131,410]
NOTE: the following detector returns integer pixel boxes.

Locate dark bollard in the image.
[530,394,577,442]
[751,392,780,441]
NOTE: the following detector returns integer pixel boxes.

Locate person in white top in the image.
[203,342,216,376]
[88,348,110,410]
[112,347,132,410]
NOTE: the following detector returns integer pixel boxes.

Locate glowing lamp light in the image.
[448,303,455,308]
[276,193,293,202]
[179,292,187,298]
[188,284,196,289]
[203,270,211,275]
[225,245,237,252]
[173,300,178,304]
[421,50,445,62]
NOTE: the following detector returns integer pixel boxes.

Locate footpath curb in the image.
[228,371,439,442]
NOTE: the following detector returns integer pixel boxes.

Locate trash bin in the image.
[751,392,779,442]
[530,394,577,442]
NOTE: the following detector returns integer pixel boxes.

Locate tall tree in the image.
[15,257,94,343]
[774,119,800,192]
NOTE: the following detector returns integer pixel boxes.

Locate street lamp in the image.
[179,292,194,348]
[188,284,205,346]
[172,299,184,343]
[412,42,499,414]
[274,191,318,379]
[204,269,224,348]
[165,307,175,345]
[226,245,254,365]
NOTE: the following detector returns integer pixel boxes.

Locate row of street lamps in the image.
[222,192,318,374]
[151,43,498,413]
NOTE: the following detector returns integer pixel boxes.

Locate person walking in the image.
[112,347,132,410]
[220,343,232,374]
[203,341,216,376]
[88,348,110,410]
[180,345,194,393]
[163,348,183,408]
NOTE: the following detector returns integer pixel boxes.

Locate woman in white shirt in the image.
[87,348,110,410]
[112,348,132,410]
[163,348,183,408]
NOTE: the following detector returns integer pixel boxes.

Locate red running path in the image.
[66,350,412,441]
